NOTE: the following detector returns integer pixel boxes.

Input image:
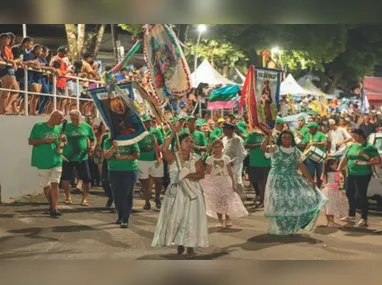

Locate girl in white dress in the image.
[321,158,348,228]
[151,124,209,259]
[201,139,248,228]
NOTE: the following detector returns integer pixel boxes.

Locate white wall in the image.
[0,116,47,202]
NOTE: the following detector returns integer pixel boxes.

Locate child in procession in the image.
[321,158,348,228]
[201,139,248,228]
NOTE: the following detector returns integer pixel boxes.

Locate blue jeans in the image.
[38,77,51,114]
[109,171,137,222]
[346,175,371,220]
[304,159,323,182]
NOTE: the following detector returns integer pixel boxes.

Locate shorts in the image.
[38,167,62,188]
[61,160,91,184]
[138,160,164,180]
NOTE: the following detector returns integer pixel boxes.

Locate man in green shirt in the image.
[245,128,271,207]
[138,114,164,210]
[295,116,309,151]
[339,128,381,227]
[183,116,208,155]
[61,110,97,206]
[300,122,328,187]
[104,137,140,228]
[28,111,64,217]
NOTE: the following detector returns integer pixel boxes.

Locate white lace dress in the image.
[200,155,248,219]
[321,172,348,218]
[151,153,209,248]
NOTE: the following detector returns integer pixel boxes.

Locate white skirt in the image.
[151,180,209,248]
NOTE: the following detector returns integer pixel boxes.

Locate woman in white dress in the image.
[151,123,209,258]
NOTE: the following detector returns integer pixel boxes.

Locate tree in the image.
[184,39,247,74]
[65,24,106,61]
[213,24,382,93]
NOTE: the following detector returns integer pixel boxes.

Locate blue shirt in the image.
[25,51,41,83]
[115,72,126,82]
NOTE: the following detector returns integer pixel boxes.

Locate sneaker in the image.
[356,219,368,228]
[44,207,52,214]
[120,221,128,228]
[50,210,62,217]
[340,216,356,223]
[155,199,161,209]
[143,201,151,210]
[106,198,113,208]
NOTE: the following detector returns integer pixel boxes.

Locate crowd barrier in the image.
[0,60,105,116]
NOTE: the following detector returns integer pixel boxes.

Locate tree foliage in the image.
[212,24,382,92]
[65,24,106,61]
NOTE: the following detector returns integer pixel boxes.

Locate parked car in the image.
[367,132,382,204]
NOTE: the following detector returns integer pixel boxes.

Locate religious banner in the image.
[255,67,282,127]
[143,24,192,106]
[89,83,148,146]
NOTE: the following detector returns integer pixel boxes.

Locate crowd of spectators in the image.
[0,34,127,117]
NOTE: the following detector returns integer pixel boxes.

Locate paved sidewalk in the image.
[1,187,382,260]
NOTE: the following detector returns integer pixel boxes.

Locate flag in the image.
[361,87,370,114]
[240,65,258,131]
[89,83,148,145]
[111,40,142,74]
[207,84,240,109]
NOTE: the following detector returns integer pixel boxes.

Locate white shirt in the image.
[206,155,231,176]
[222,134,247,165]
[328,128,351,156]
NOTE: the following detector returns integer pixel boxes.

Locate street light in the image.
[271,46,280,55]
[194,24,207,72]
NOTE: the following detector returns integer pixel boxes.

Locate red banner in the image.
[240,65,258,131]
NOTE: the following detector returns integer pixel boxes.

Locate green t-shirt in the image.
[104,139,140,171]
[299,125,309,136]
[302,131,327,151]
[190,130,207,155]
[245,132,271,167]
[99,132,110,150]
[63,122,95,162]
[180,129,208,155]
[29,122,62,169]
[346,142,379,176]
[138,128,164,161]
[207,132,218,145]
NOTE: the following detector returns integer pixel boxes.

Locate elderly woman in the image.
[152,123,208,258]
[338,128,381,228]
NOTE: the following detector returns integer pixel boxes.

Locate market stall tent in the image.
[280,74,312,95]
[191,59,237,87]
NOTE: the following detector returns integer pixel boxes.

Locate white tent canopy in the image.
[280,74,313,96]
[301,79,324,96]
[191,59,237,87]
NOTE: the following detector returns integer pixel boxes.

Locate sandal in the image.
[64,199,72,204]
[225,218,233,228]
[81,201,89,206]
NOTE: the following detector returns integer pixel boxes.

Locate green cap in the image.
[186,115,196,121]
[141,114,152,122]
[236,121,247,129]
[307,122,319,128]
[275,117,285,124]
[196,119,205,127]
